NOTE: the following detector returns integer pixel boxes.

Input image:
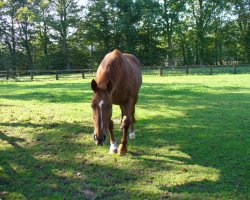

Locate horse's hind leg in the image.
[129,105,136,139]
[130,95,138,139]
[108,120,118,154]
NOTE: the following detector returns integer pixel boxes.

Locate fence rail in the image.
[0,64,249,81]
[143,64,250,76]
[0,69,94,80]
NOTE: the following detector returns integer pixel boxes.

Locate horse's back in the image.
[96,50,142,104]
[122,53,141,70]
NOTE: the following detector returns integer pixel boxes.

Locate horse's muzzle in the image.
[93,134,106,146]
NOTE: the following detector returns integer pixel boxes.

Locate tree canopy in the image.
[0,0,249,70]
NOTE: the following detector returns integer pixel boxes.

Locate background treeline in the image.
[0,0,249,70]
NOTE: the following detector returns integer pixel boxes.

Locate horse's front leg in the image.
[118,115,130,156]
[109,120,118,154]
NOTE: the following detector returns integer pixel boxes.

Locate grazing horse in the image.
[91,49,142,155]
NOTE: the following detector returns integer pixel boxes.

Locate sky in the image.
[78,0,89,7]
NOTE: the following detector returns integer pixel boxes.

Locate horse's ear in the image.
[106,80,113,93]
[91,79,98,92]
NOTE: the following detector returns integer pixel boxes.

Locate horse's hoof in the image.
[129,132,135,139]
[109,141,118,154]
[109,149,118,154]
[118,144,127,156]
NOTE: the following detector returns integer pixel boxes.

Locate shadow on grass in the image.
[132,82,249,198]
[0,80,249,199]
[0,130,136,199]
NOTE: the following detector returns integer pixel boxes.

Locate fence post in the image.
[233,64,236,74]
[30,70,33,81]
[56,71,59,80]
[210,66,213,75]
[160,67,163,76]
[185,66,189,75]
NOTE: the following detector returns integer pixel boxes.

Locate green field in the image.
[0,74,249,200]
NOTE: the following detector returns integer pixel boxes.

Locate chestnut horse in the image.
[91,49,142,155]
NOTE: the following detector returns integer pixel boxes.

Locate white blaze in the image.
[99,100,104,129]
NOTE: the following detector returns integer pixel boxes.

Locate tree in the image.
[188,0,223,64]
[175,20,196,65]
[112,0,142,53]
[232,0,250,63]
[1,0,19,70]
[136,0,165,66]
[82,0,165,66]
[35,0,52,68]
[83,0,114,61]
[162,0,185,66]
[16,1,36,69]
[0,0,249,71]
[0,1,5,69]
[51,0,81,69]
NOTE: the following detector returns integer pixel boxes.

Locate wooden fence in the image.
[0,64,249,81]
[0,69,94,81]
[143,64,249,76]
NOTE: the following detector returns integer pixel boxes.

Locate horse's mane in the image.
[96,49,123,89]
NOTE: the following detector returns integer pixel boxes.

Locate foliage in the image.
[0,0,249,70]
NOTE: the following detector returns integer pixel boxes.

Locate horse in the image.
[91,49,142,155]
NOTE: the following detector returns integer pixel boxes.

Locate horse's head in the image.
[91,79,113,145]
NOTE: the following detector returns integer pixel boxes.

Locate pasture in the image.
[0,74,249,199]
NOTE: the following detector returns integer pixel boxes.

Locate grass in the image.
[0,74,249,200]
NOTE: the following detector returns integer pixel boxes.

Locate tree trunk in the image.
[63,36,70,70]
[11,16,16,70]
[245,24,250,63]
[22,22,33,69]
[219,41,223,65]
[26,41,33,69]
[192,0,205,65]
[6,10,17,71]
[164,0,173,66]
[198,30,204,64]
[43,12,48,57]
[167,23,173,66]
[62,5,70,70]
[181,41,186,65]
[0,49,4,69]
[195,39,199,64]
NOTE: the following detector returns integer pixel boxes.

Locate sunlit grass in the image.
[0,74,249,199]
